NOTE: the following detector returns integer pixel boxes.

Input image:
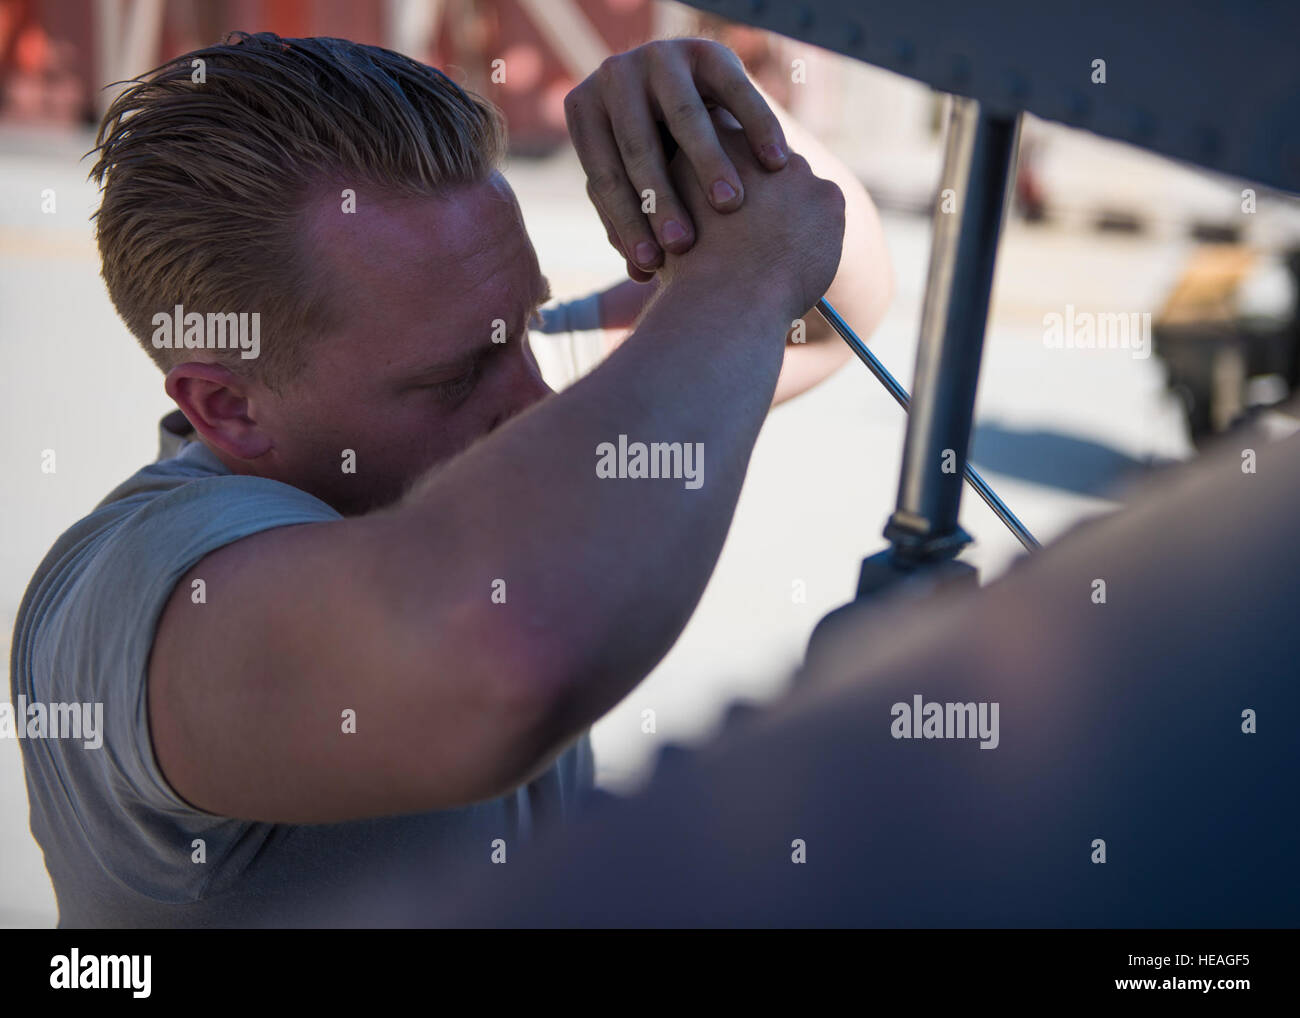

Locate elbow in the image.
[854,191,896,333]
[463,602,585,768]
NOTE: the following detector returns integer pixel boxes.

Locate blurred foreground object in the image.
[339,425,1299,927]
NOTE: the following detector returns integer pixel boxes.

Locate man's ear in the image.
[164,362,274,461]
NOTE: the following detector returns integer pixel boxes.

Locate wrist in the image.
[646,267,792,372]
[658,261,801,329]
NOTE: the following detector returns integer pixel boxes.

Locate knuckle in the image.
[619,131,656,165]
[596,54,621,82]
[644,39,672,65]
[696,37,730,61]
[669,99,707,123]
[587,170,623,198]
[609,203,645,231]
[718,74,751,103]
[645,193,682,220]
[646,187,679,208]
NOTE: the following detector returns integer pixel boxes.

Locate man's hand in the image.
[564,39,790,282]
[659,118,845,327]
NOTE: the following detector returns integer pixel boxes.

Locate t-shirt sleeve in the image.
[26,474,342,904]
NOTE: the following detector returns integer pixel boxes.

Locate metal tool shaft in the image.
[815,297,1041,553]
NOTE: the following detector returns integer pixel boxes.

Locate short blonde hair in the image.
[89,32,507,390]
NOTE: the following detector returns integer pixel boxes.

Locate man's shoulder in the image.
[15,418,341,657]
[91,409,274,511]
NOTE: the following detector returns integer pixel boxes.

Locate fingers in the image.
[584,181,655,283]
[587,182,622,253]
[587,181,657,283]
[566,38,790,275]
[650,54,747,215]
[692,41,789,173]
[566,88,663,273]
[602,76,698,255]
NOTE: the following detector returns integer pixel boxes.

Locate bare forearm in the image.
[374,273,789,738]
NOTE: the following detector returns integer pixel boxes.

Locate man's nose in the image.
[488,344,553,432]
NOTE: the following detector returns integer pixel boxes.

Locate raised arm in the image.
[148,127,844,825]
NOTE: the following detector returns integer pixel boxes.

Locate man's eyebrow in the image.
[402,350,479,384]
[401,276,553,384]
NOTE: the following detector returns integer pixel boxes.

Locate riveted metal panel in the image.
[680,0,1300,191]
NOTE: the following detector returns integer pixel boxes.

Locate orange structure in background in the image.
[0,0,659,153]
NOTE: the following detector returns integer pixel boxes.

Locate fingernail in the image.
[711,179,738,205]
[635,241,660,268]
[661,219,687,245]
[760,142,787,165]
